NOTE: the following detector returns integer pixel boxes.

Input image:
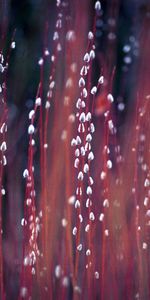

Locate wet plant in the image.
[0,0,150,299]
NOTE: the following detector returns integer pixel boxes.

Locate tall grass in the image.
[0,0,150,299]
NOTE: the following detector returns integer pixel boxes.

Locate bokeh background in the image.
[0,0,150,299]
